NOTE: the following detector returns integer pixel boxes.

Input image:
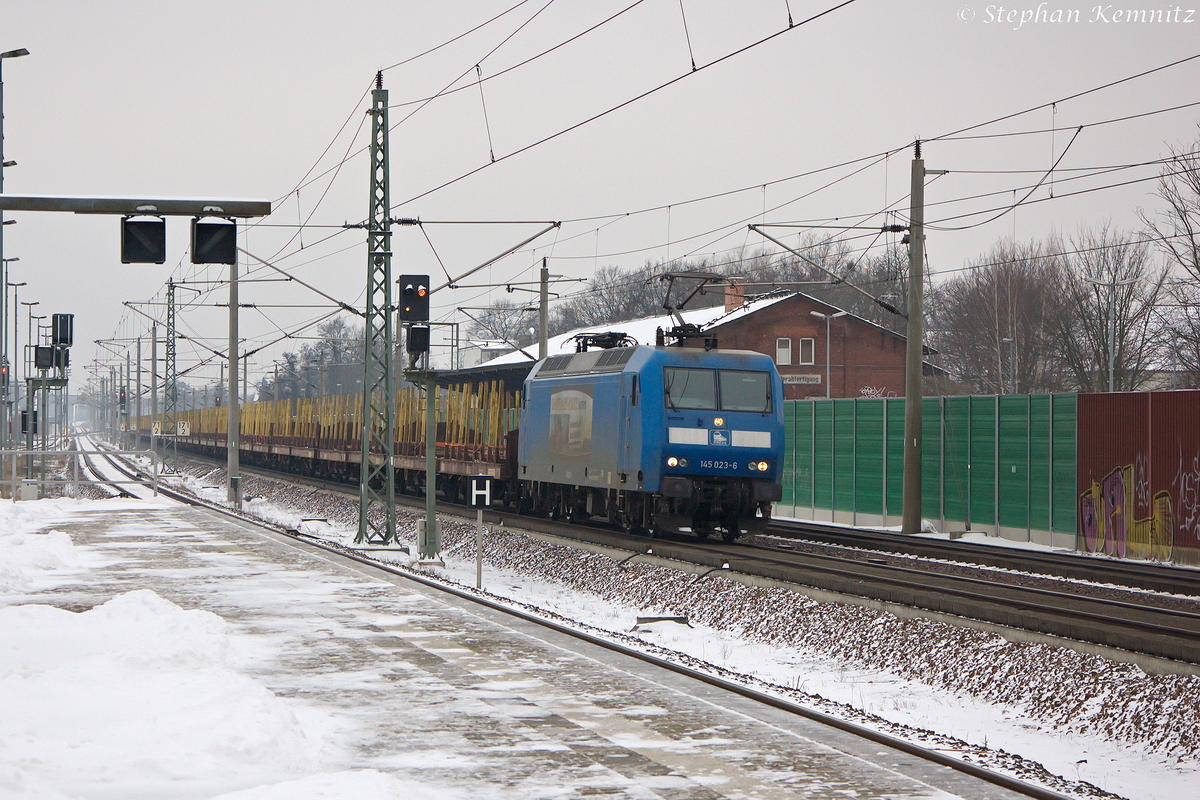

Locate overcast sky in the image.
[3,0,1199,386]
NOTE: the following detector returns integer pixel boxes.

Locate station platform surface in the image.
[6,497,1039,800]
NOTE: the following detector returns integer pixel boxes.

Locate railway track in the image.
[119,442,1200,668]
[767,518,1200,597]
[84,440,1078,800]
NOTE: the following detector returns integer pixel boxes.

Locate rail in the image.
[2,448,160,499]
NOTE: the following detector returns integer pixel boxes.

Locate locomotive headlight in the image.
[667,456,679,467]
[713,417,725,427]
[679,458,688,467]
[754,460,770,471]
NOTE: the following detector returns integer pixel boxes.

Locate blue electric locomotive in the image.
[517,342,784,541]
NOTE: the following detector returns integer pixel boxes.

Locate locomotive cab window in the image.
[718,370,772,413]
[663,367,716,410]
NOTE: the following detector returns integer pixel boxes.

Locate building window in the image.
[775,338,792,366]
[799,337,815,365]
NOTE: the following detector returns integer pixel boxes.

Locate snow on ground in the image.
[6,457,1200,800]
[0,590,331,799]
[0,497,140,595]
[239,485,1199,800]
[401,521,1200,800]
[0,497,441,800]
[207,770,459,800]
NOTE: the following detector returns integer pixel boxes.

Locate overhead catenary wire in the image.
[111,28,1200,384]
[475,64,497,162]
[253,21,1199,305]
[388,0,863,212]
[260,40,1200,285]
[678,0,697,71]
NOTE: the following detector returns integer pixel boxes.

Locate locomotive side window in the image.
[718,370,772,413]
[663,368,716,410]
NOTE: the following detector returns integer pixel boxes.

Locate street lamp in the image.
[20,300,37,382]
[1085,276,1137,392]
[810,310,848,399]
[1,46,30,450]
[1001,337,1014,395]
[0,260,16,447]
[9,281,25,417]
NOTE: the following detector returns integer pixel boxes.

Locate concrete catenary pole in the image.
[539,257,549,360]
[150,326,157,438]
[228,258,241,507]
[901,141,926,535]
[135,337,142,449]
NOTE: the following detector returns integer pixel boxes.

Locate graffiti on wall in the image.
[1079,462,1173,561]
[1172,445,1200,547]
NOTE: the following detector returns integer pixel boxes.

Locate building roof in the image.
[483,291,798,366]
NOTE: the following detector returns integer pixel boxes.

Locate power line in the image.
[388,0,862,211]
[930,52,1200,142]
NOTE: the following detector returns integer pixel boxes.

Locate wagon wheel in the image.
[720,515,741,543]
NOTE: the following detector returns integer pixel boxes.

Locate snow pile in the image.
[0,529,78,592]
[0,589,331,794]
[0,499,89,592]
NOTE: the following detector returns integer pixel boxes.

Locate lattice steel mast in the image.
[356,72,397,545]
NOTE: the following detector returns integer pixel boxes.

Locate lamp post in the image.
[1085,276,1137,392]
[810,310,848,399]
[24,310,43,477]
[19,300,37,392]
[1000,337,1014,395]
[1,47,30,452]
[21,302,39,373]
[9,281,25,443]
[0,260,16,447]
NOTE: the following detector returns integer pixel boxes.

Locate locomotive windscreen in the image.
[664,367,772,413]
[663,368,716,410]
[718,370,772,413]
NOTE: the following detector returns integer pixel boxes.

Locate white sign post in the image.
[469,475,493,589]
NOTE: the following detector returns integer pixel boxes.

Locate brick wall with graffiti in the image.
[1077,391,1200,566]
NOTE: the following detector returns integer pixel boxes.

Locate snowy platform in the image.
[3,497,1037,800]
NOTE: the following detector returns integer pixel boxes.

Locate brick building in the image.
[685,288,919,400]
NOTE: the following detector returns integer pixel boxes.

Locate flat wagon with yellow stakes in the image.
[135,378,520,502]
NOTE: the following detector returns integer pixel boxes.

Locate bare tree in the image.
[930,239,1071,394]
[472,234,902,343]
[1141,127,1200,384]
[465,297,538,348]
[551,262,688,336]
[1052,226,1168,392]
